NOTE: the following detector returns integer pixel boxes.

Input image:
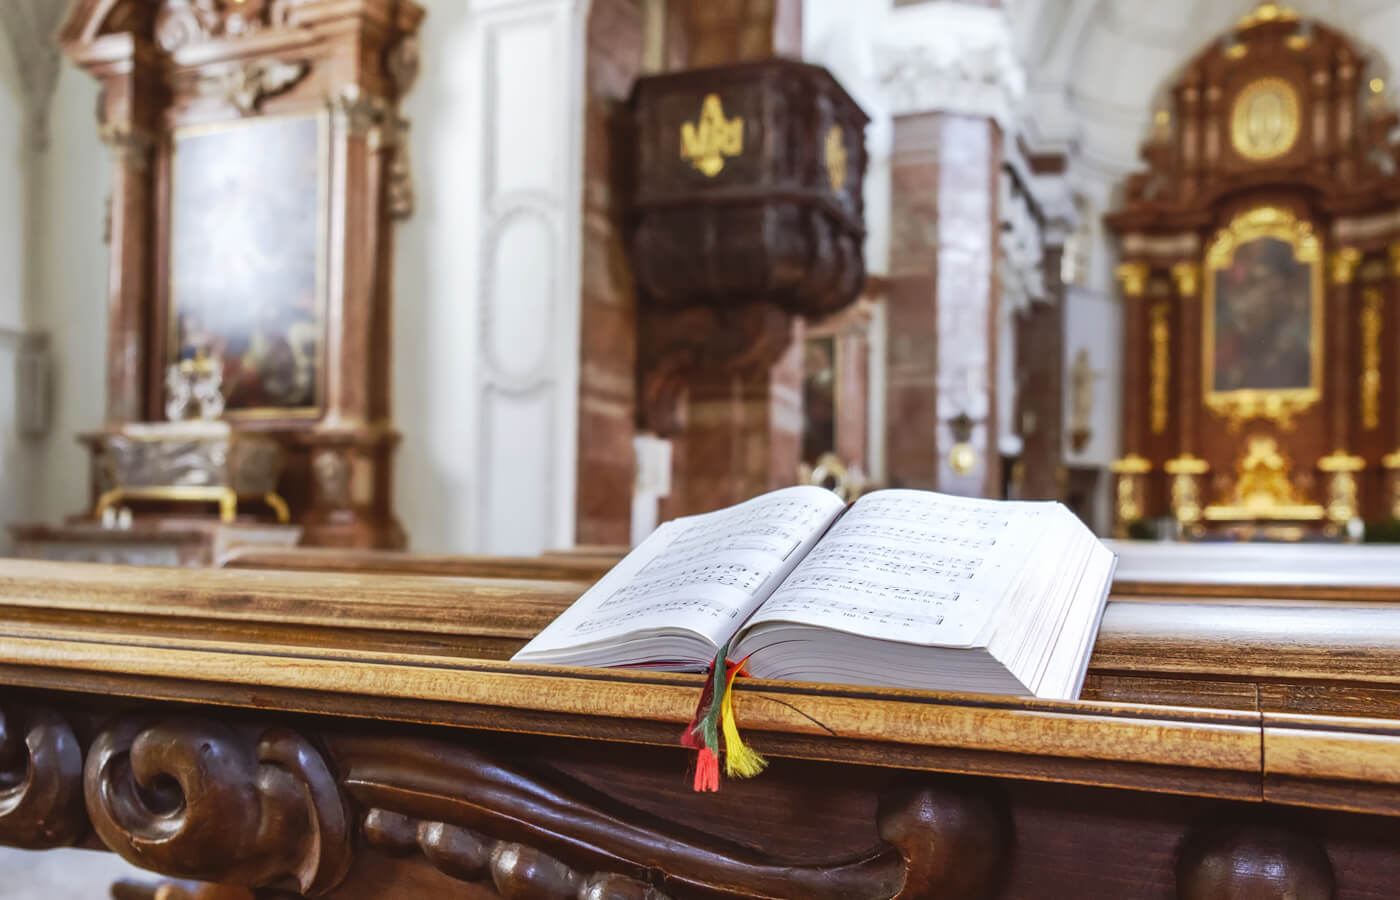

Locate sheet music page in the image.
[739,490,1052,649]
[513,486,847,658]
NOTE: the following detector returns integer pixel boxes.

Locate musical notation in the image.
[757,593,945,630]
[573,597,733,635]
[599,562,768,608]
[666,494,834,554]
[773,572,959,607]
[797,540,983,582]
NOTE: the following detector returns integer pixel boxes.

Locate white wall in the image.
[31,62,106,529]
[0,34,24,333]
[803,0,891,276]
[0,31,36,548]
[393,0,587,554]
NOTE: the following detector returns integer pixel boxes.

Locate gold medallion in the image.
[1230,77,1300,161]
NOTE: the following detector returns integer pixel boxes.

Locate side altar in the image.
[1107,4,1400,539]
[9,0,425,557]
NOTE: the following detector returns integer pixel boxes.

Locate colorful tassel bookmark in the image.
[681,641,766,791]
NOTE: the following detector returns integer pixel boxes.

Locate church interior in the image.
[6,0,1400,897]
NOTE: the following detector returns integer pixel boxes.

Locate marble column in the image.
[885,112,1002,496]
[1017,242,1064,500]
[875,0,1019,497]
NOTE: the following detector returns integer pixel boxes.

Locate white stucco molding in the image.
[875,3,1024,128]
[0,0,66,151]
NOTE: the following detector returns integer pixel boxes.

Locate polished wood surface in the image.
[219,545,613,583]
[6,559,1400,897]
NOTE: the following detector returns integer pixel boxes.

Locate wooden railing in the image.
[3,558,1400,898]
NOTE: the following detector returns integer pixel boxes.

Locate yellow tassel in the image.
[719,675,767,778]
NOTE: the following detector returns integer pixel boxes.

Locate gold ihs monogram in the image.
[825,125,847,192]
[681,94,743,177]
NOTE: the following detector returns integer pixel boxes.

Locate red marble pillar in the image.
[664,325,803,517]
[576,0,646,545]
[1329,248,1360,453]
[95,65,162,423]
[1016,243,1064,500]
[885,112,1001,496]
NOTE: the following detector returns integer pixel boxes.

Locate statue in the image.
[166,354,225,422]
[1068,348,1100,452]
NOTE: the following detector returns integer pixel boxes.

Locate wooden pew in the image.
[219,545,614,584]
[2,559,1400,898]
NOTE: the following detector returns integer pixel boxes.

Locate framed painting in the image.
[1202,206,1323,426]
[168,112,329,417]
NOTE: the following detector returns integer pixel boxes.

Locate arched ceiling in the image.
[1011,0,1400,184]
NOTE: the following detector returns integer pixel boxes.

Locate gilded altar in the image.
[1106,3,1400,538]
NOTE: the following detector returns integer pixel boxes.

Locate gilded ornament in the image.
[1204,435,1323,521]
[1115,262,1149,297]
[1230,77,1300,161]
[1116,475,1143,525]
[1149,302,1170,435]
[1110,454,1152,474]
[1203,207,1323,430]
[1318,452,1365,524]
[1170,262,1200,296]
[1386,452,1400,518]
[1329,247,1362,285]
[680,94,743,177]
[1361,288,1383,430]
[1166,455,1209,527]
[1387,242,1400,277]
[824,125,847,192]
[1237,2,1300,30]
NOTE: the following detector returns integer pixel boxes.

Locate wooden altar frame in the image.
[57,0,424,548]
[1202,206,1324,429]
[1105,5,1400,532]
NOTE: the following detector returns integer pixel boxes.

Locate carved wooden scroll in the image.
[0,707,86,849]
[334,737,1011,900]
[84,719,352,896]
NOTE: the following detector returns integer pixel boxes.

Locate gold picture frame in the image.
[1202,206,1323,429]
[167,111,330,420]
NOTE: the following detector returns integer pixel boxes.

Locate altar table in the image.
[1,560,1400,899]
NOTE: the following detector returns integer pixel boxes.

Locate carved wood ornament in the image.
[58,0,423,547]
[0,705,1016,900]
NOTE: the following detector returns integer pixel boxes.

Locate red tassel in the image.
[693,746,720,792]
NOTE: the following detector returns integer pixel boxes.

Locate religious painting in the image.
[1203,206,1323,426]
[169,113,327,416]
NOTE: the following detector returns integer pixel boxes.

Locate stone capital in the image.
[875,3,1022,126]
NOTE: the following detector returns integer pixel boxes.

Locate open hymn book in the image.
[514,486,1116,699]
